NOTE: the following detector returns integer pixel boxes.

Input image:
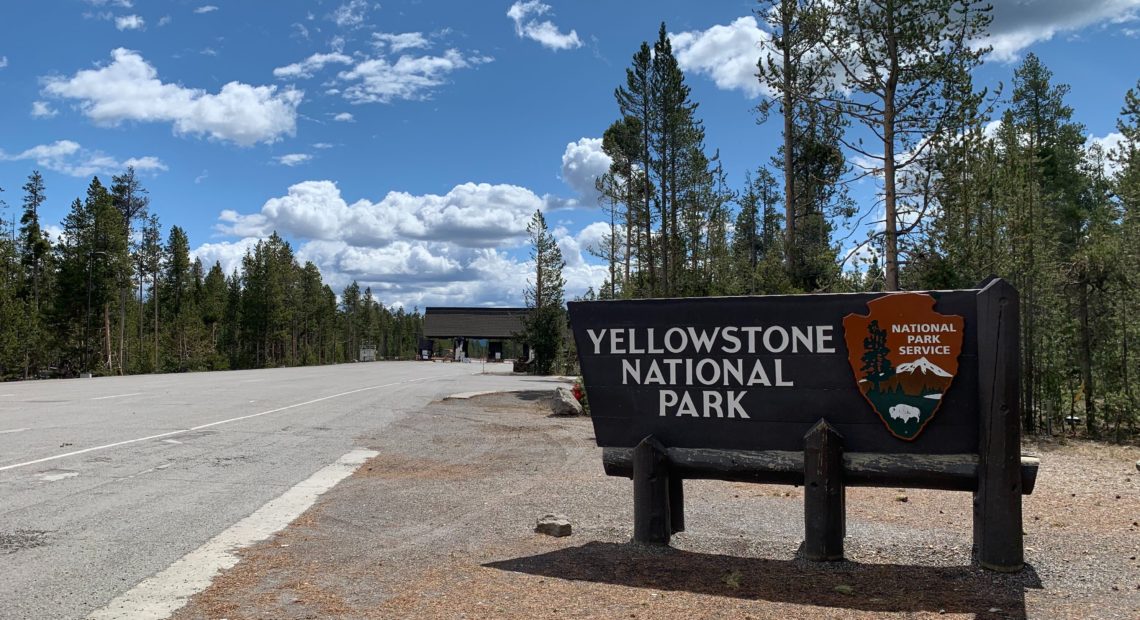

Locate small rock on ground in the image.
[535,514,572,537]
[550,387,583,416]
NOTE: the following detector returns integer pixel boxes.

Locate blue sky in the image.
[0,0,1137,308]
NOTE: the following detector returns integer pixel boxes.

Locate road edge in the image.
[87,448,380,620]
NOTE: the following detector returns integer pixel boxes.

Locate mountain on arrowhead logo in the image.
[842,293,964,441]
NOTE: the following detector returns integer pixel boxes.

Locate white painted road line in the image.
[0,428,28,435]
[0,377,430,473]
[87,448,379,620]
[444,390,497,400]
[38,471,79,482]
[91,393,145,401]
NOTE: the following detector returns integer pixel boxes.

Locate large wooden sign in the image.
[569,289,979,454]
[569,280,1034,572]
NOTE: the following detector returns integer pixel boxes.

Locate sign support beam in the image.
[803,419,846,561]
[632,435,673,544]
[973,279,1024,571]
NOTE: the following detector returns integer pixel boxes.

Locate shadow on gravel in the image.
[508,390,552,402]
[486,542,1042,618]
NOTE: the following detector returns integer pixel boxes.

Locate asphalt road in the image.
[0,360,559,620]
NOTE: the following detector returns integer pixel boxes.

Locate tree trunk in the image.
[642,112,655,294]
[882,7,900,292]
[118,287,127,375]
[137,271,144,370]
[781,0,796,276]
[104,302,112,370]
[153,275,159,372]
[624,163,633,288]
[1079,277,1095,435]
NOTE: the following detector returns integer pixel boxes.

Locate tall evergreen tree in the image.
[615,41,657,293]
[756,0,836,278]
[110,167,149,374]
[17,172,56,377]
[814,0,992,290]
[522,210,566,375]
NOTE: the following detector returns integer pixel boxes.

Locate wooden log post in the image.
[803,419,845,561]
[974,278,1024,572]
[632,435,673,544]
[669,474,685,533]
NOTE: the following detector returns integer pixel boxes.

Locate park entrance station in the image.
[422,307,529,361]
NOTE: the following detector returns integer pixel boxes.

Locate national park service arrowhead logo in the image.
[842,293,964,441]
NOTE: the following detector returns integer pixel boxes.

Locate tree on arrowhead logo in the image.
[842,293,964,440]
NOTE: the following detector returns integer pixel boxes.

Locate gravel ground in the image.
[174,392,1140,620]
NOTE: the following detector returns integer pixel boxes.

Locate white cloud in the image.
[122,156,167,171]
[275,41,490,104]
[333,112,355,122]
[204,178,608,307]
[194,5,219,14]
[296,238,604,307]
[273,52,354,79]
[0,56,7,69]
[42,48,303,146]
[197,136,614,306]
[0,139,166,177]
[1088,131,1127,176]
[339,49,491,103]
[331,0,370,29]
[276,153,313,167]
[575,221,612,255]
[372,32,431,53]
[560,137,611,201]
[31,101,58,118]
[313,142,335,149]
[157,15,172,27]
[44,224,66,245]
[983,0,1140,62]
[115,15,145,31]
[671,16,769,98]
[191,237,260,277]
[670,4,1140,98]
[507,1,582,51]
[216,180,555,248]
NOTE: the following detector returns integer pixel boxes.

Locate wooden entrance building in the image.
[422,307,529,361]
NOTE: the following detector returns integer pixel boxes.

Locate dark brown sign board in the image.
[568,279,1035,572]
[570,289,977,453]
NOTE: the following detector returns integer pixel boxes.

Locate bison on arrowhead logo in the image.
[842,293,964,441]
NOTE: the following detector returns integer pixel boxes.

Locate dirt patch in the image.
[174,394,1140,620]
[353,454,489,481]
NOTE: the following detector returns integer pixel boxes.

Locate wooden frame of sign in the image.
[568,278,1037,572]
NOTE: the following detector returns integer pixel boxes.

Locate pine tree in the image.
[522,210,566,375]
[860,320,894,390]
[756,0,836,279]
[814,0,992,290]
[139,214,163,371]
[163,226,193,370]
[111,167,149,374]
[17,172,57,377]
[1008,54,1091,433]
[615,41,657,293]
[19,171,50,312]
